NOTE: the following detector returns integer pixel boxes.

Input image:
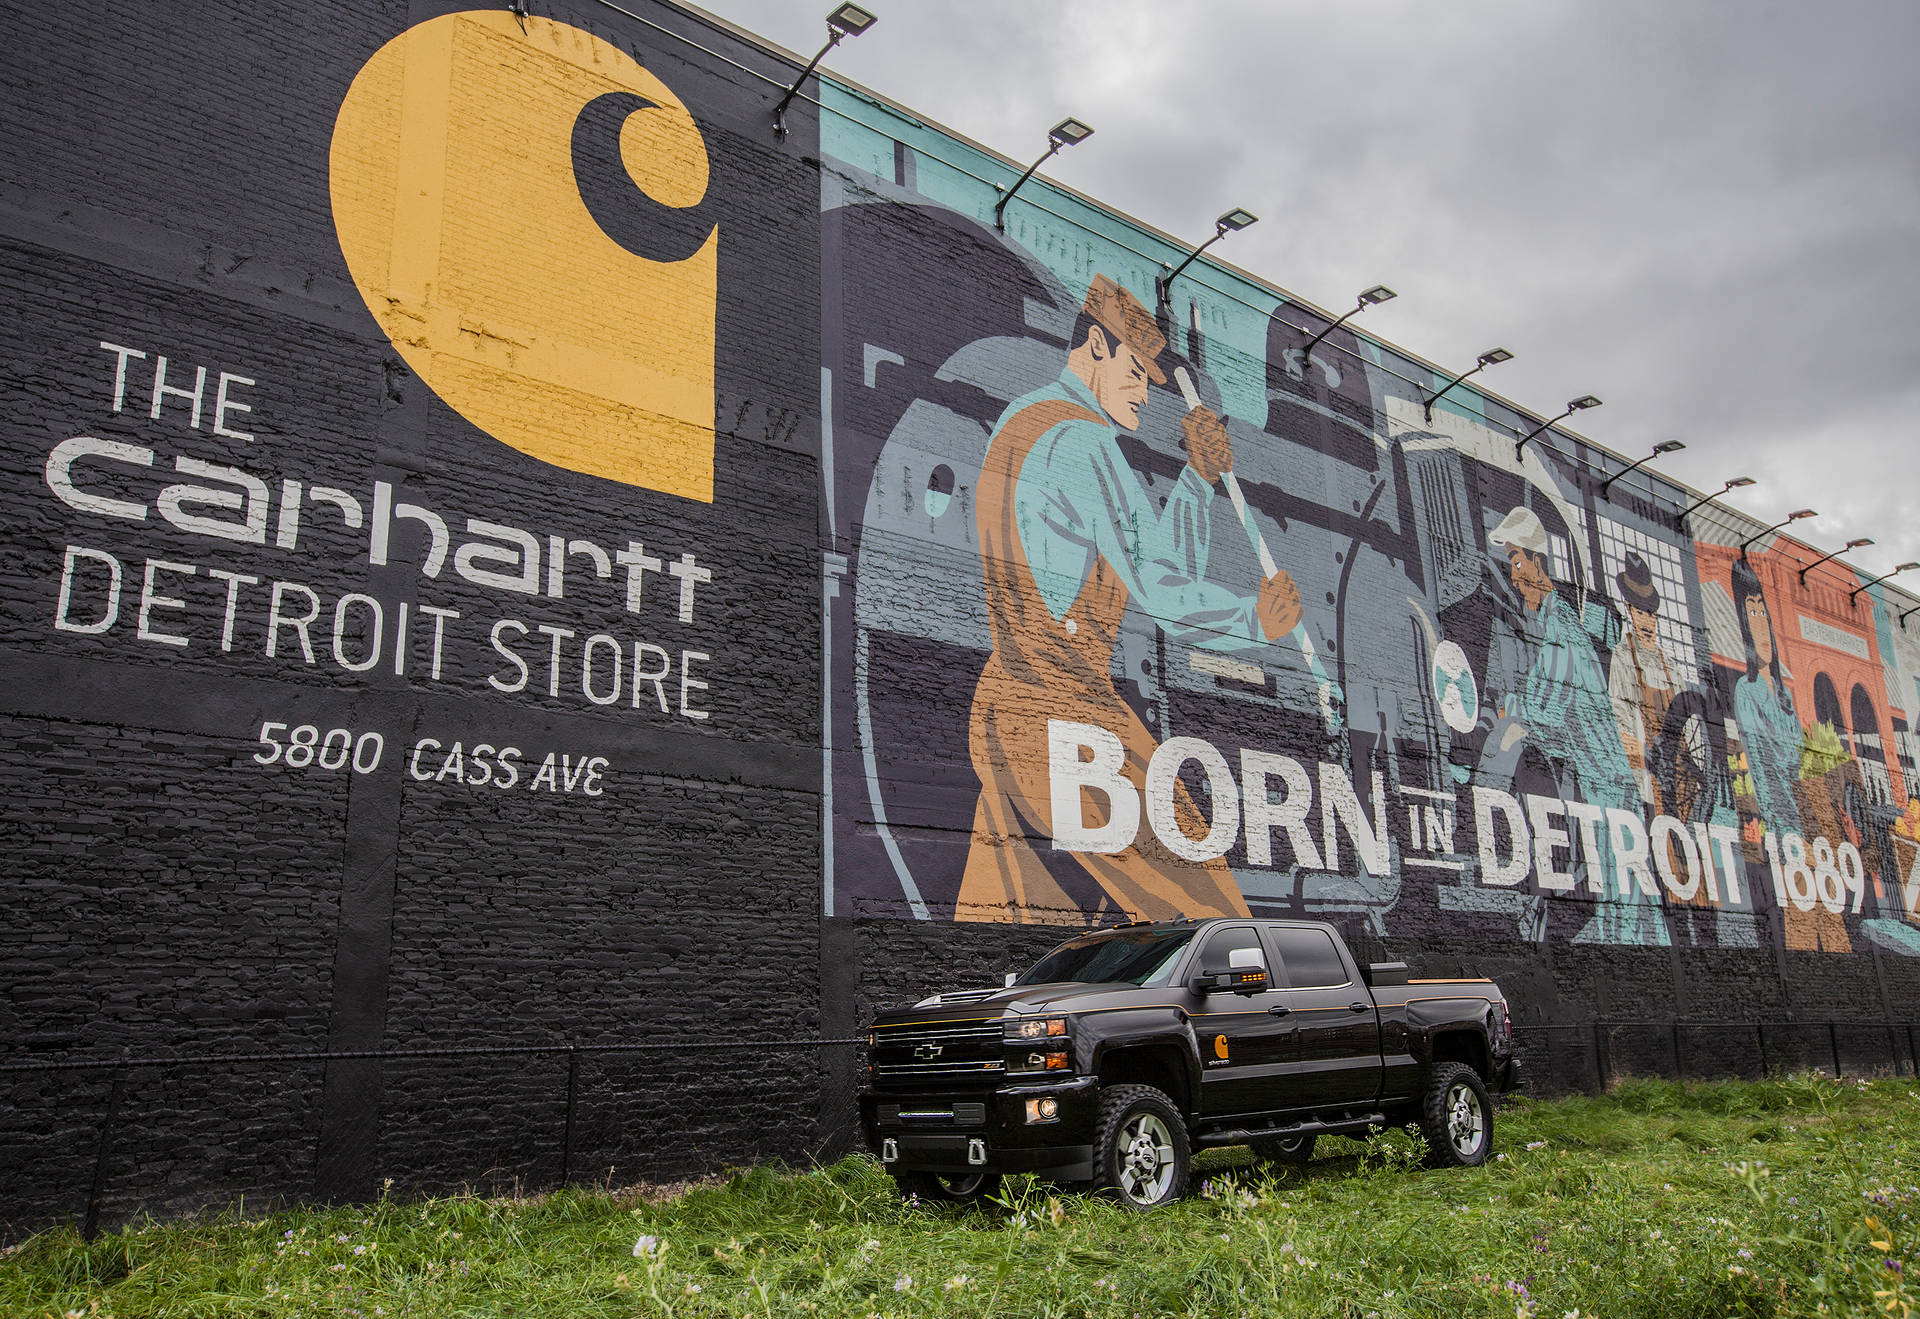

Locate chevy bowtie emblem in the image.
[913,1043,944,1060]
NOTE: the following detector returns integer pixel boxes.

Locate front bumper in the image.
[859,1075,1099,1181]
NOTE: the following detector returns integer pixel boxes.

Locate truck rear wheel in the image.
[1249,1132,1316,1166]
[1092,1084,1190,1208]
[1419,1062,1492,1168]
[891,1170,1003,1205]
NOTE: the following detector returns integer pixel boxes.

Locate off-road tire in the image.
[1092,1083,1190,1208]
[1419,1061,1493,1168]
[1248,1132,1317,1166]
[890,1170,1003,1205]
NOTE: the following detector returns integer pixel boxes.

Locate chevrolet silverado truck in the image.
[860,918,1516,1208]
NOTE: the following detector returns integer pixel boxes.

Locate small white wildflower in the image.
[633,1234,660,1258]
[331,1263,346,1272]
[353,1245,366,1256]
[1526,1141,1547,1151]
[943,1275,970,1292]
[893,1273,913,1292]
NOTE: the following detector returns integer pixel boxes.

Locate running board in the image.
[1195,1111,1388,1149]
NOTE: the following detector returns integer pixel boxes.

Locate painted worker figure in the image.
[1608,553,1681,810]
[1488,508,1668,946]
[958,274,1304,924]
[1729,556,1804,844]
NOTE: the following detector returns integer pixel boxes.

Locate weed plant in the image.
[3,1073,1917,1317]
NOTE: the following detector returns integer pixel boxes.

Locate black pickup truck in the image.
[860,918,1516,1208]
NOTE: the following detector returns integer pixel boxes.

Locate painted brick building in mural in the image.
[3,0,1918,1234]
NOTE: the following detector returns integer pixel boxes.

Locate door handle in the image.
[1266,1005,1292,1017]
[1348,1002,1370,1013]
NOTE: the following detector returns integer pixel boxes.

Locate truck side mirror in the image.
[1004,972,1018,988]
[1191,947,1268,996]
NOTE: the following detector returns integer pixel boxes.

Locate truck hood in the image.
[875,980,1145,1023]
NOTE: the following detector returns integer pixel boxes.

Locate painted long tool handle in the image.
[1174,369,1340,731]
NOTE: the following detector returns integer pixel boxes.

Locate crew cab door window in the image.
[1266,927,1348,988]
[1265,926,1381,1108]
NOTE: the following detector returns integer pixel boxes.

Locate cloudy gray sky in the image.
[691,0,1920,589]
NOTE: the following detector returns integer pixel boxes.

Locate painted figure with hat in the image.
[1486,506,1669,946]
[958,274,1305,923]
[1608,551,1682,810]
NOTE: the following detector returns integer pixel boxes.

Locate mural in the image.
[819,95,1920,955]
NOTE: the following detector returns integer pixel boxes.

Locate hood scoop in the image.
[912,987,1002,1008]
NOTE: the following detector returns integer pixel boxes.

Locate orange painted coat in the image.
[956,397,1251,924]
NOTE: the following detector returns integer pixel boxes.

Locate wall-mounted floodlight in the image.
[1678,475,1756,520]
[1739,507,1817,554]
[994,117,1094,231]
[1600,438,1686,497]
[1298,285,1397,361]
[1420,348,1514,424]
[1850,561,1920,605]
[772,4,878,138]
[1799,537,1874,586]
[1513,393,1602,456]
[1155,208,1258,308]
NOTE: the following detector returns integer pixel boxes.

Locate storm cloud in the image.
[692,0,1920,586]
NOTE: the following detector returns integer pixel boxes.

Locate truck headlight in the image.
[1005,1017,1067,1041]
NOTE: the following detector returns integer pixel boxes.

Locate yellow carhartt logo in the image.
[1213,1034,1229,1061]
[330,11,717,501]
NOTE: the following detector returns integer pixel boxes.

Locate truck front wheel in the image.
[1419,1062,1492,1167]
[891,1170,1003,1205]
[1092,1084,1190,1208]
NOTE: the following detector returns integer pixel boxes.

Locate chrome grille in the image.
[871,1019,1004,1085]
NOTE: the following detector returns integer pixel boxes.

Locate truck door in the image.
[1264,926,1383,1108]
[1188,924,1294,1117]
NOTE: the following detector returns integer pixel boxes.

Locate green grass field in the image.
[5,1073,1917,1318]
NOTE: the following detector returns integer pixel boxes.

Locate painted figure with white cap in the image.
[1488,506,1669,946]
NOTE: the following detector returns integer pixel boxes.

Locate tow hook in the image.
[880,1138,898,1163]
[967,1138,988,1166]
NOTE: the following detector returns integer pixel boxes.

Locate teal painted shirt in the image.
[1006,369,1263,652]
[1734,672,1804,837]
[1516,592,1640,812]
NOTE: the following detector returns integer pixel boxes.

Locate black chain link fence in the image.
[7,1019,1916,1240]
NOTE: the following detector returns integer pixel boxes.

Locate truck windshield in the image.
[1015,928,1197,989]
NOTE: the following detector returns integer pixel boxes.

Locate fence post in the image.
[1592,1021,1610,1091]
[1671,1020,1685,1080]
[560,1045,580,1188]
[82,1051,129,1242]
[1828,1021,1842,1078]
[1756,1021,1769,1078]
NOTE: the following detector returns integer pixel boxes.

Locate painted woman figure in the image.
[1730,557,1803,841]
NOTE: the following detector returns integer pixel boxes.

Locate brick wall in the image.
[2,0,1917,1241]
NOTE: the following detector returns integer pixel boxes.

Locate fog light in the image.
[1024,1097,1060,1124]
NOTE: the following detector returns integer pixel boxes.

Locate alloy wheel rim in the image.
[1118,1111,1175,1202]
[1446,1082,1484,1156]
